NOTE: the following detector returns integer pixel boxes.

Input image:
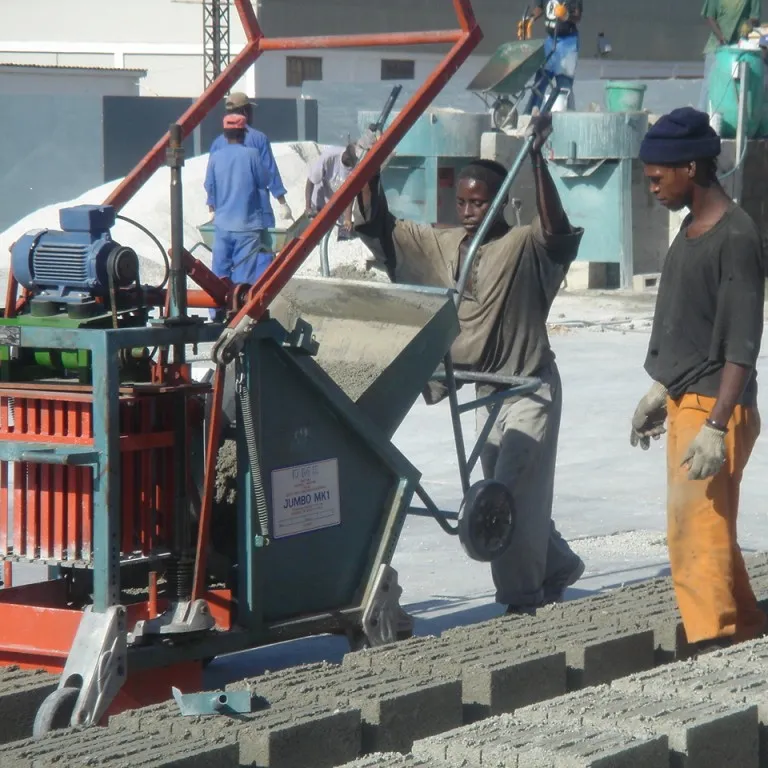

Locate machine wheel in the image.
[457,480,516,563]
[33,686,80,739]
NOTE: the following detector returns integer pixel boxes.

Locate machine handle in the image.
[19,449,99,466]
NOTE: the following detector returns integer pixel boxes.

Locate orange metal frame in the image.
[0,0,482,713]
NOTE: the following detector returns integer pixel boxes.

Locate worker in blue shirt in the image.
[204,114,270,303]
[209,92,293,227]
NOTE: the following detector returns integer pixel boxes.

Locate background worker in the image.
[631,107,767,654]
[305,143,359,238]
[699,0,760,111]
[527,1,583,113]
[204,114,269,315]
[354,116,585,614]
[210,92,293,226]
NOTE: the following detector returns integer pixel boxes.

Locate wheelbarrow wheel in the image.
[33,686,80,739]
[457,480,516,562]
[491,97,517,131]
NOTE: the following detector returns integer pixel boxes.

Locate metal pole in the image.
[733,60,749,205]
[455,88,560,308]
[168,123,187,327]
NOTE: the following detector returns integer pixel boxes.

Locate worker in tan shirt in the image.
[354,116,585,613]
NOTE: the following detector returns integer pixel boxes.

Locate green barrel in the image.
[707,46,764,139]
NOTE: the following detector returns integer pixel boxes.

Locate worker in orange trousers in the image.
[631,107,767,653]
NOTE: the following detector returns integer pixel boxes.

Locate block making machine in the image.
[0,0,557,738]
[0,0,495,736]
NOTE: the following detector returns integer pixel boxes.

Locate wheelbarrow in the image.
[192,214,312,257]
[467,39,564,131]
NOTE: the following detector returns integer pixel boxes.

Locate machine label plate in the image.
[0,326,21,345]
[271,458,340,539]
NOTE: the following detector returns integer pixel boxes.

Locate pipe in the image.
[733,60,749,205]
[260,30,463,50]
[168,124,187,325]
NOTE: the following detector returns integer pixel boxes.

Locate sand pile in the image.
[0,141,387,290]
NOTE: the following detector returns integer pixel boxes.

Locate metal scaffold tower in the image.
[203,0,231,88]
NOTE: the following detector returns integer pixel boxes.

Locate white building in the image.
[0,63,145,97]
[0,0,708,100]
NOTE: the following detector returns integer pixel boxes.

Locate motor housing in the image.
[11,205,139,306]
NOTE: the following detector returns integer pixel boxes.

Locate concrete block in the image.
[461,651,567,722]
[567,629,656,689]
[111,697,362,768]
[0,727,239,768]
[240,707,362,768]
[632,272,660,292]
[359,679,463,754]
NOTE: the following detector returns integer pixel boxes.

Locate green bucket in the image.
[605,81,648,113]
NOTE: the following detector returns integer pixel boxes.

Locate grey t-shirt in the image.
[355,181,583,387]
[645,204,765,405]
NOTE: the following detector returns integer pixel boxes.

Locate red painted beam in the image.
[220,22,483,330]
[104,40,263,213]
[259,30,463,50]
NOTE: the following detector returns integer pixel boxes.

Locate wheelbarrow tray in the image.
[466,40,545,96]
[198,213,311,253]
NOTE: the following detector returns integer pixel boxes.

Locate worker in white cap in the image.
[304,143,359,238]
[210,92,293,228]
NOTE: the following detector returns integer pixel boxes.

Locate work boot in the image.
[505,605,537,617]
[688,636,733,658]
[543,557,586,605]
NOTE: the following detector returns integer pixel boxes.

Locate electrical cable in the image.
[115,214,171,289]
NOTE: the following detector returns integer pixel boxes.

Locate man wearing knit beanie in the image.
[631,106,767,654]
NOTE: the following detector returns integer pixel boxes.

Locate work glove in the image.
[629,381,668,450]
[356,127,381,154]
[278,202,294,222]
[681,422,727,480]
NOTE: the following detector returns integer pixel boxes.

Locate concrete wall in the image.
[0,66,142,97]
[0,94,105,234]
[0,0,719,97]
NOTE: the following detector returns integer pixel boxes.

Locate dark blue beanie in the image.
[639,107,721,164]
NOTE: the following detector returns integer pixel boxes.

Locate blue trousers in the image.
[526,34,579,114]
[210,227,273,319]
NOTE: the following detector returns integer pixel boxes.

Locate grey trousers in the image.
[476,362,580,607]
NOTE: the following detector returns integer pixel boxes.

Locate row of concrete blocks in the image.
[337,634,768,768]
[2,554,768,767]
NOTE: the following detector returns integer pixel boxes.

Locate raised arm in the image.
[529,114,570,235]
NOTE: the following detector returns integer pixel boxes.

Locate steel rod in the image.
[260,30,463,50]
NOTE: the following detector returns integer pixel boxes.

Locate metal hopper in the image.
[269,276,460,439]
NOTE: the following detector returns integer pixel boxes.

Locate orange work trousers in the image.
[667,393,766,644]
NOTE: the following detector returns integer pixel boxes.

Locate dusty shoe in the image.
[543,557,586,604]
[506,605,537,617]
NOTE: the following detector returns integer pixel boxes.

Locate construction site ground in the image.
[5,556,768,767]
[5,291,768,766]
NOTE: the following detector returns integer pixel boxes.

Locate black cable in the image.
[115,214,171,289]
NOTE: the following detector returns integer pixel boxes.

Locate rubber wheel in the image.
[492,98,516,131]
[457,480,516,562]
[33,686,80,739]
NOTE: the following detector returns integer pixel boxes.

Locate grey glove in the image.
[630,381,668,450]
[681,423,727,480]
